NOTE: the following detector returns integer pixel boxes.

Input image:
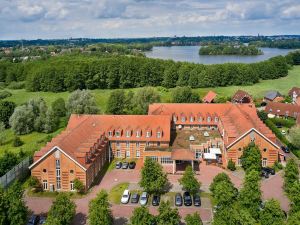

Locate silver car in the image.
[140,192,148,206]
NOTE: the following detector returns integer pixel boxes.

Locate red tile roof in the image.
[265,102,300,118]
[33,115,171,169]
[203,91,217,103]
[171,149,195,160]
[232,90,253,103]
[288,87,300,96]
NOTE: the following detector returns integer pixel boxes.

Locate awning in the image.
[204,153,217,160]
[209,148,221,154]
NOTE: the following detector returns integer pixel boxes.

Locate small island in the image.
[199,44,263,56]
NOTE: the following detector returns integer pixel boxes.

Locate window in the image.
[157,132,161,138]
[262,158,267,167]
[207,117,211,122]
[263,148,267,152]
[173,116,177,122]
[70,181,74,191]
[43,180,48,190]
[126,150,130,158]
[148,156,158,162]
[161,157,173,164]
[190,117,194,122]
[126,131,131,137]
[56,177,61,190]
[70,170,74,174]
[126,141,130,148]
[215,117,218,122]
[181,117,186,122]
[55,159,61,190]
[146,142,150,147]
[198,117,202,122]
[108,131,113,137]
[195,150,202,159]
[238,148,242,151]
[136,150,140,158]
[146,131,151,138]
[43,169,47,173]
[115,131,120,137]
[116,141,120,147]
[136,142,140,147]
[237,158,242,166]
[136,131,140,137]
[116,150,121,158]
[55,159,60,168]
[157,142,160,147]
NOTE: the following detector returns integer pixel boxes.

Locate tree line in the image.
[0,53,291,93]
[199,44,263,55]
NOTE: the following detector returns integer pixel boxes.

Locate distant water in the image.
[145,46,296,64]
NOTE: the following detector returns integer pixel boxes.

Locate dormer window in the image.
[198,117,202,122]
[126,130,131,137]
[215,117,218,122]
[136,131,140,137]
[181,116,186,122]
[190,117,194,122]
[115,131,120,137]
[108,131,113,137]
[146,131,151,138]
[207,117,211,122]
[157,132,161,138]
[173,115,177,122]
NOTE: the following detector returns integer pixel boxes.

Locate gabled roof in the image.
[288,87,300,96]
[264,91,282,100]
[203,91,217,103]
[232,90,252,102]
[265,102,300,118]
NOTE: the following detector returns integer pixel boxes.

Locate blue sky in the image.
[0,0,300,40]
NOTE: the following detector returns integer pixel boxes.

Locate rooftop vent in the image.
[189,135,195,141]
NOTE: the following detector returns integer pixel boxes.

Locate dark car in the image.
[183,192,192,206]
[281,146,290,153]
[27,215,40,225]
[38,216,46,225]
[115,161,122,169]
[131,193,140,204]
[261,170,269,178]
[175,193,183,206]
[262,167,275,175]
[129,161,136,169]
[193,193,201,207]
[152,195,160,206]
[122,162,129,169]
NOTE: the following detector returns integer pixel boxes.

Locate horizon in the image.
[1,0,300,40]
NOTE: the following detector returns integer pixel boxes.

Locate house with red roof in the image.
[289,87,300,105]
[30,103,281,192]
[231,90,253,104]
[202,91,217,103]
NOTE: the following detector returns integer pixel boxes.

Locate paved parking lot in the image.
[25,164,289,225]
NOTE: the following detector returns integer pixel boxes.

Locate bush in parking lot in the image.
[130,206,155,225]
[185,212,203,225]
[88,190,113,225]
[179,165,201,194]
[227,159,236,171]
[157,201,180,225]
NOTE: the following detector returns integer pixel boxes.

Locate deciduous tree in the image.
[130,206,155,225]
[259,199,285,225]
[179,165,201,194]
[157,201,180,225]
[185,212,203,225]
[241,144,262,172]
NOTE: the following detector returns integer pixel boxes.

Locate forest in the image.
[199,44,263,55]
[250,39,300,49]
[0,52,293,93]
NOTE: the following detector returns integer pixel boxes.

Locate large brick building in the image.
[29,103,281,191]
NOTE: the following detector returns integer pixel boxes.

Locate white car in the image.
[281,130,287,135]
[121,189,130,204]
[140,192,148,206]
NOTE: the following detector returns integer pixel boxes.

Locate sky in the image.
[0,0,300,40]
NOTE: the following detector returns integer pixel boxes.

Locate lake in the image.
[145,46,295,64]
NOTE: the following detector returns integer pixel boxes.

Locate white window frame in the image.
[207,117,211,122]
[173,116,177,122]
[108,131,113,137]
[126,130,131,137]
[157,132,161,138]
[43,180,48,190]
[146,131,151,138]
[126,150,130,158]
[215,117,218,122]
[160,157,173,164]
[136,131,140,138]
[116,149,121,158]
[262,158,268,167]
[126,141,130,148]
[136,150,140,158]
[190,117,194,122]
[116,141,120,148]
[146,142,150,147]
[115,131,120,137]
[136,142,140,147]
[237,158,242,166]
[181,117,186,122]
[70,181,75,191]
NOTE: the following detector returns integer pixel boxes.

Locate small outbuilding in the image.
[203,91,217,103]
[231,90,253,104]
[264,91,284,102]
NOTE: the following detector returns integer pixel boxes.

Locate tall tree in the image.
[106,90,126,115]
[51,98,66,117]
[157,201,180,225]
[241,144,262,172]
[171,86,200,103]
[289,126,300,149]
[130,206,155,225]
[88,190,113,225]
[46,193,76,225]
[179,165,201,194]
[185,212,203,225]
[259,199,285,225]
[9,104,35,135]
[0,122,5,145]
[0,101,16,128]
[131,87,161,114]
[66,89,99,115]
[284,159,299,195]
[140,158,168,194]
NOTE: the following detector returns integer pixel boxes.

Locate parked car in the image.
[261,170,269,178]
[129,161,136,169]
[152,195,160,206]
[193,193,201,207]
[281,146,290,153]
[281,130,287,135]
[140,192,148,206]
[122,162,129,169]
[121,189,130,204]
[175,193,183,206]
[183,192,192,206]
[131,193,140,204]
[38,216,46,225]
[115,161,122,169]
[262,167,275,175]
[27,215,40,225]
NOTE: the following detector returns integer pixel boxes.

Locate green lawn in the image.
[108,182,129,204]
[1,65,299,157]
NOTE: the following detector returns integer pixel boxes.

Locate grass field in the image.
[1,65,299,157]
[108,182,129,204]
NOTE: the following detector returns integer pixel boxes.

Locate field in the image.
[1,65,299,157]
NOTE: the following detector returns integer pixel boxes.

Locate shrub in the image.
[227,159,236,171]
[7,81,25,89]
[74,178,85,193]
[12,136,23,147]
[0,90,12,99]
[28,176,40,188]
